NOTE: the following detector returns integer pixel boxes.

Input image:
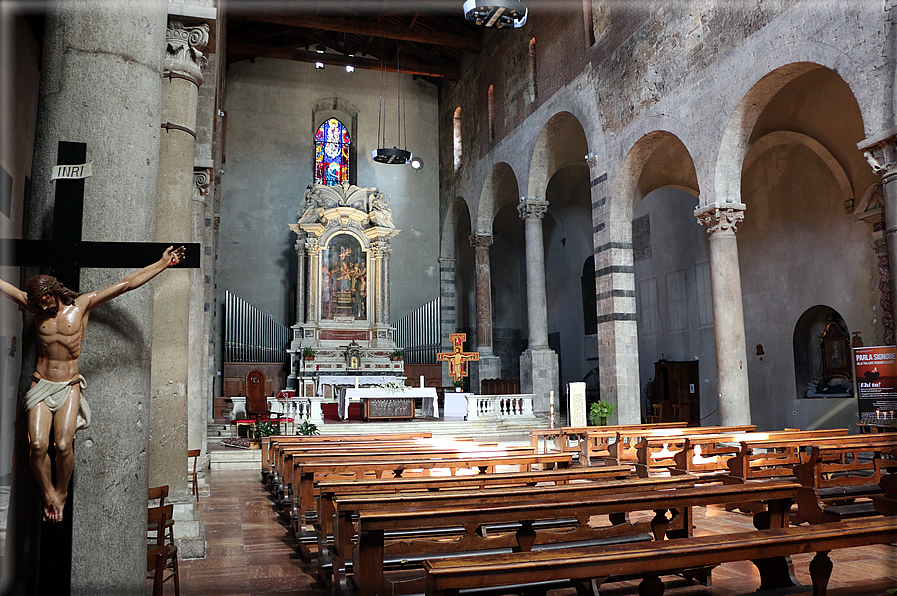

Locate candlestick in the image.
[420,375,425,388]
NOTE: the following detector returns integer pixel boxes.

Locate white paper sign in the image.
[51,162,93,181]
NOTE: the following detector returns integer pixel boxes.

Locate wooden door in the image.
[246,370,267,417]
[651,360,700,425]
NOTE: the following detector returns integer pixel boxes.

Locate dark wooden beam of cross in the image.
[436,333,479,382]
[4,141,200,291]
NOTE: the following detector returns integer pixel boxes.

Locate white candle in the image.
[420,375,425,388]
[355,376,359,388]
[550,391,555,429]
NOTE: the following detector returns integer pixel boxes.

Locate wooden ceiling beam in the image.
[238,12,481,52]
[228,41,460,79]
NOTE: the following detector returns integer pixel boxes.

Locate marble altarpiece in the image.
[288,182,404,396]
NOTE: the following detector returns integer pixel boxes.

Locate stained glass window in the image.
[315,118,351,185]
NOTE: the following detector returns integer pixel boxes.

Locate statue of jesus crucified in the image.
[0,245,185,522]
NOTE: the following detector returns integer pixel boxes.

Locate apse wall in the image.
[219,57,440,325]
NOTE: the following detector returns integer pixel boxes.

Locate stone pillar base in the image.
[173,500,206,559]
[519,348,559,415]
[471,355,502,393]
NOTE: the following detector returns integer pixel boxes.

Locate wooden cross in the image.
[437,333,480,382]
[6,141,199,291]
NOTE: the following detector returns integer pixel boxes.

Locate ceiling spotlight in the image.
[316,44,326,54]
[346,65,355,73]
[463,0,527,28]
[372,147,412,165]
[315,62,324,69]
[409,156,424,170]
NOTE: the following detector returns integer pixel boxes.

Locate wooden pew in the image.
[726,429,852,482]
[292,452,575,532]
[316,468,646,579]
[262,432,432,475]
[792,435,897,524]
[422,516,897,596]
[636,428,850,479]
[351,479,799,596]
[307,466,633,564]
[530,422,687,455]
[600,425,756,467]
[275,443,531,506]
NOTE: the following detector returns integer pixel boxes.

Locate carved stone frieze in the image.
[164,20,209,85]
[192,167,212,203]
[469,234,493,249]
[695,203,746,236]
[518,197,549,220]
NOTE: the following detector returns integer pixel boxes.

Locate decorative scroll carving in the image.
[695,204,746,236]
[860,131,897,182]
[164,20,209,85]
[192,167,212,203]
[298,182,397,230]
[518,197,549,220]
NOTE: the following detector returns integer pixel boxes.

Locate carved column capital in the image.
[518,197,549,220]
[164,20,209,85]
[469,234,493,250]
[437,257,456,265]
[585,155,600,171]
[695,203,746,236]
[859,128,897,183]
[295,236,307,255]
[371,240,392,259]
[192,166,212,202]
[305,237,320,255]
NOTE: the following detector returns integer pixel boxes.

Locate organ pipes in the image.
[392,296,440,364]
[224,290,291,363]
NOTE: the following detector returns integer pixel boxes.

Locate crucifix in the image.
[6,141,200,289]
[437,333,480,382]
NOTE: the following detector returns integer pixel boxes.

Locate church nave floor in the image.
[176,468,897,596]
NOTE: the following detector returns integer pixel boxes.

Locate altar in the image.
[339,387,439,420]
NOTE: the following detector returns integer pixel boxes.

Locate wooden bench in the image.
[636,428,850,479]
[725,429,852,482]
[292,452,575,532]
[307,466,633,564]
[321,474,687,586]
[351,479,799,596]
[530,422,687,455]
[422,516,897,596]
[262,432,432,475]
[274,443,530,507]
[792,435,897,524]
[599,425,756,467]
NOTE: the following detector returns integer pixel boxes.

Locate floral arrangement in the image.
[378,380,409,393]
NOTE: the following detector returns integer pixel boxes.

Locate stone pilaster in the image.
[305,237,320,327]
[295,235,307,326]
[438,257,457,387]
[517,197,558,414]
[150,17,209,559]
[695,202,751,426]
[872,235,895,345]
[20,1,168,594]
[859,128,897,343]
[189,166,212,458]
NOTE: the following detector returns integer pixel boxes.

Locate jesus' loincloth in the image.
[24,375,92,430]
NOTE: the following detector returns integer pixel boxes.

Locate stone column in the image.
[859,128,897,339]
[518,197,558,414]
[295,235,307,326]
[469,234,501,390]
[149,18,208,558]
[695,203,751,425]
[872,235,895,345]
[438,257,457,387]
[305,237,319,326]
[21,1,168,594]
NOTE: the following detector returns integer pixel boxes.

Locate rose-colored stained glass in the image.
[315,118,351,185]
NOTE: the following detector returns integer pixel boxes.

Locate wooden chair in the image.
[147,504,179,596]
[146,545,169,596]
[148,486,174,538]
[187,449,201,501]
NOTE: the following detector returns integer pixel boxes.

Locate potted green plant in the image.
[302,347,316,361]
[451,379,464,393]
[252,420,280,447]
[296,420,320,436]
[589,400,614,426]
[389,349,404,362]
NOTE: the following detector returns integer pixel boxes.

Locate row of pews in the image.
[260,425,897,596]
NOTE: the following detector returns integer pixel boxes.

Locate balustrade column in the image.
[695,203,751,425]
[860,129,897,341]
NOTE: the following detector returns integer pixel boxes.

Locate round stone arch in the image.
[713,50,872,208]
[526,111,589,200]
[475,162,520,235]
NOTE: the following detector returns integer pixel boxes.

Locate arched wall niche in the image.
[792,306,852,400]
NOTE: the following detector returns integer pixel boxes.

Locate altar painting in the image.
[321,234,367,320]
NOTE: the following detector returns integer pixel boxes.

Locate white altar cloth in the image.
[444,392,470,421]
[339,387,438,419]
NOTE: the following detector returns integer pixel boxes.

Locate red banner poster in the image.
[853,346,897,420]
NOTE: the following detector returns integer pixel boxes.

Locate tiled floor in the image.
[176,468,897,596]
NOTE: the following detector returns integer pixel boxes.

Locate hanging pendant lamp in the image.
[372,44,413,165]
[463,0,528,29]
